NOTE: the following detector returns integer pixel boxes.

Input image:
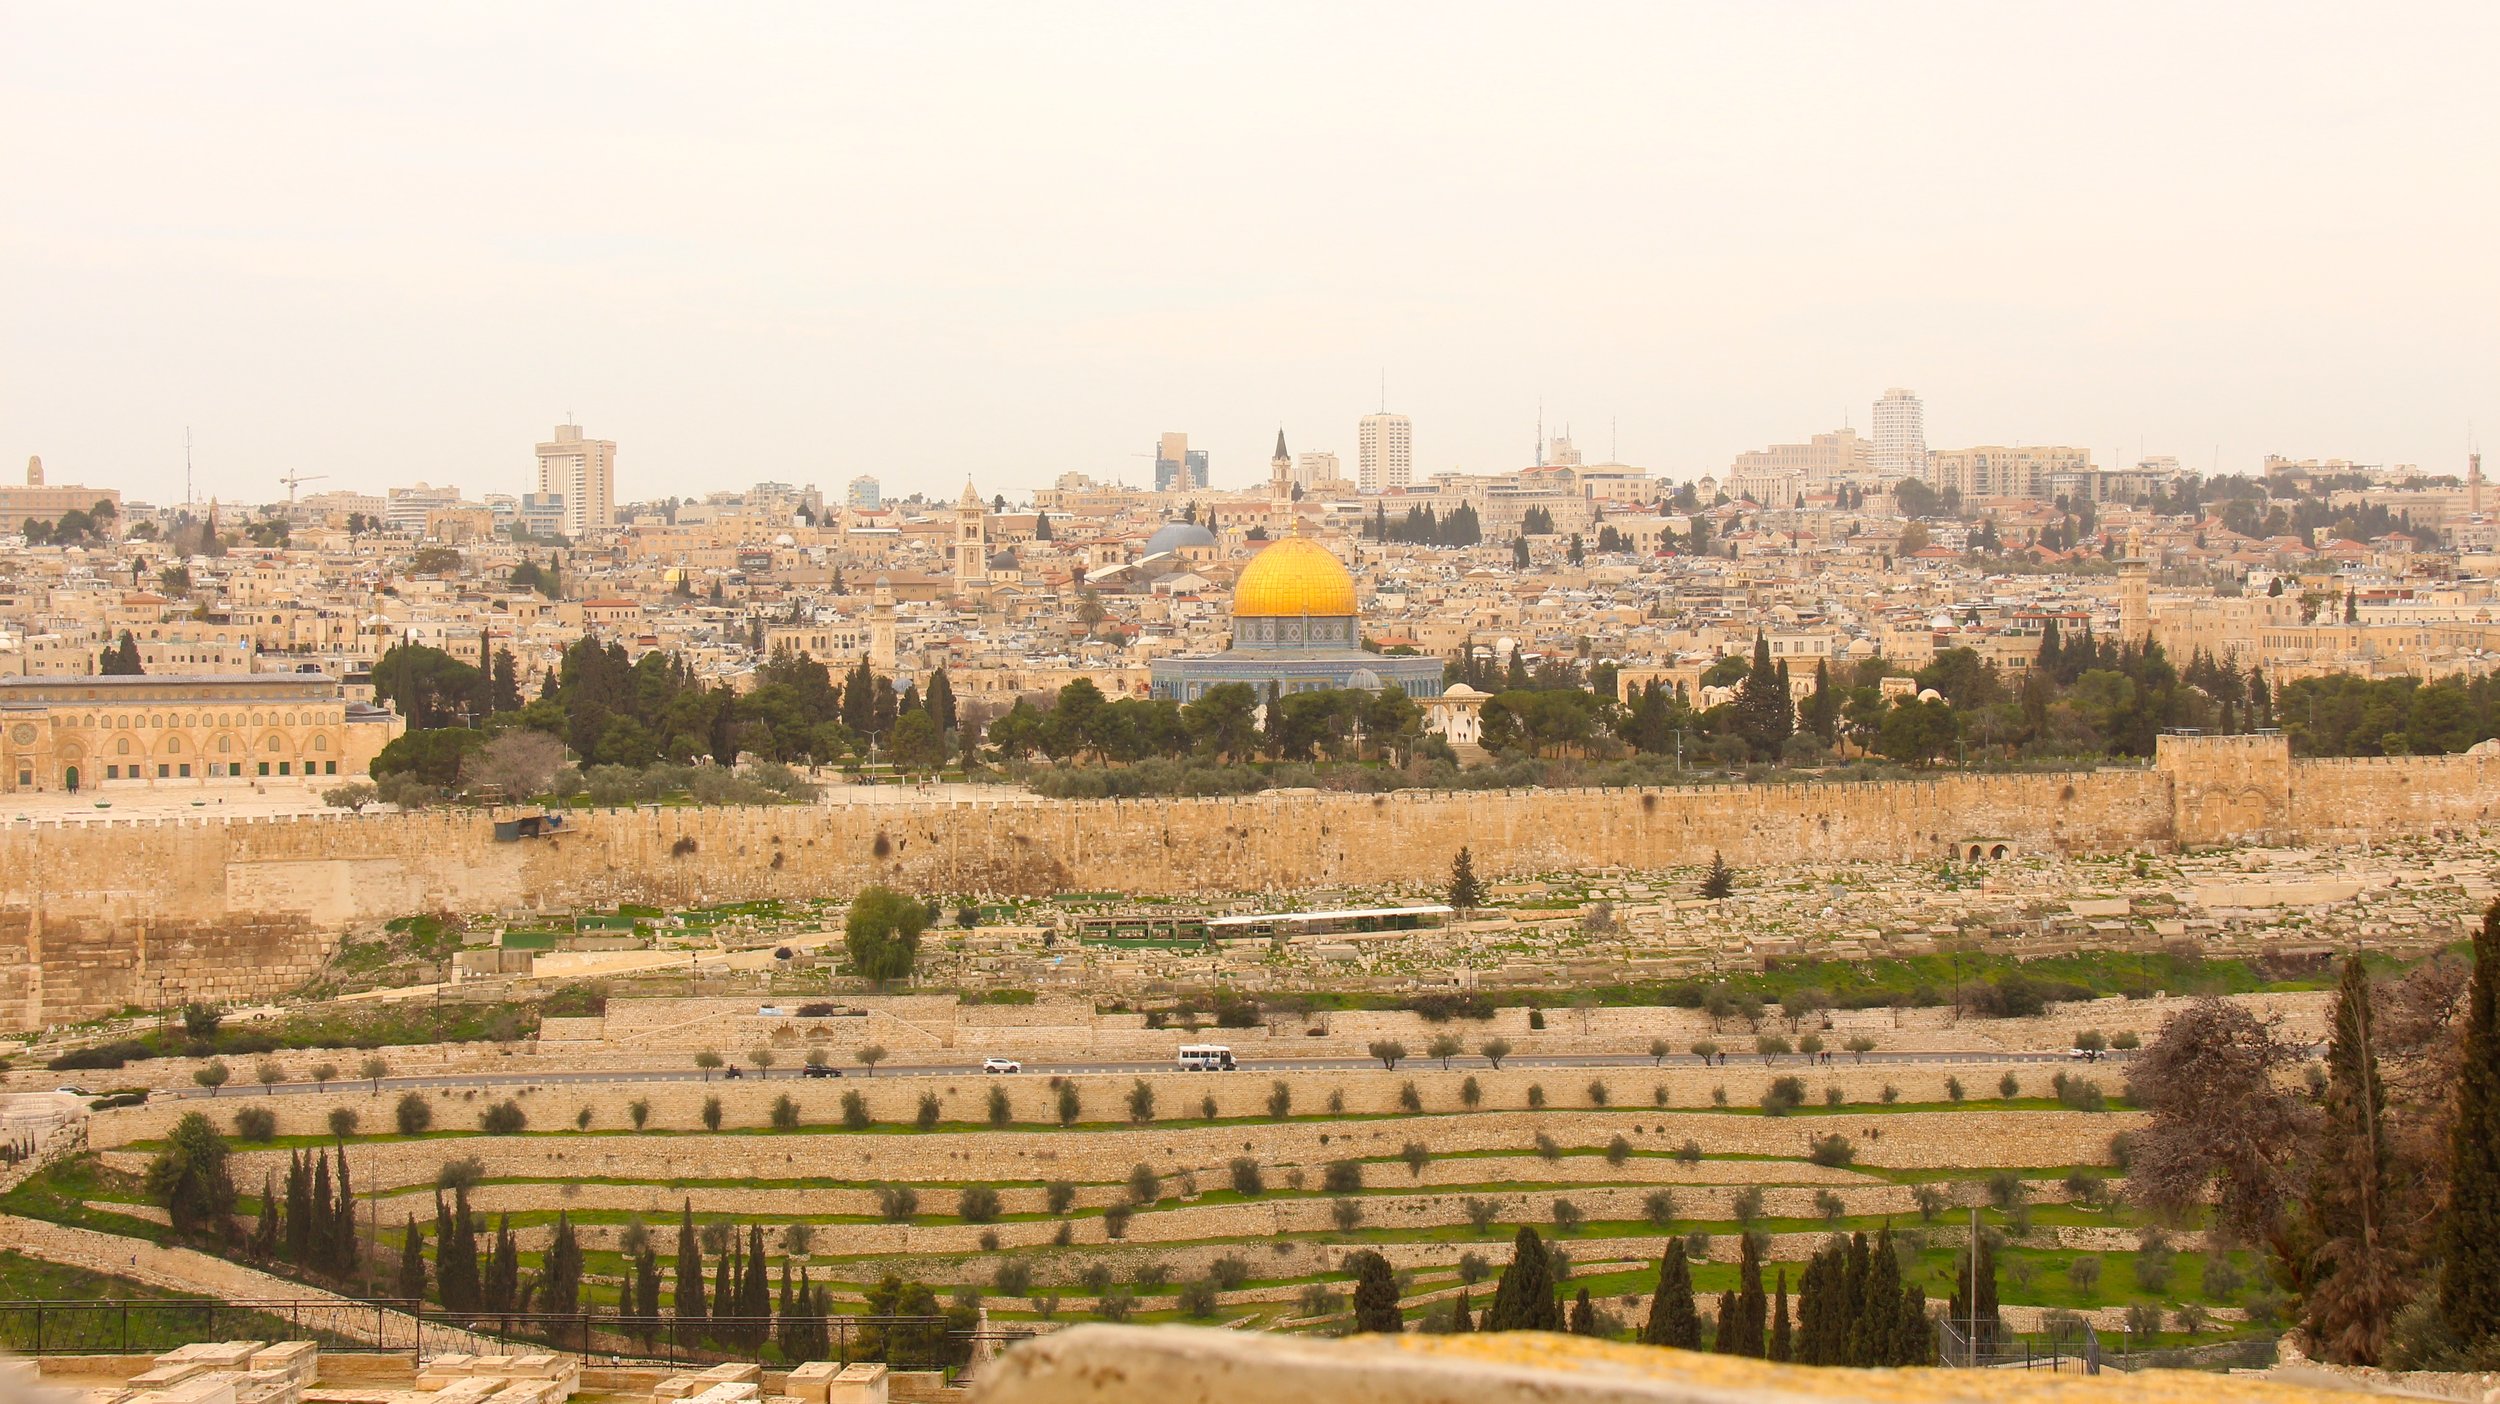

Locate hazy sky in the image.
[4,3,2495,508]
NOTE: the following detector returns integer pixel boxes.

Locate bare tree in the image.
[2125,998,2318,1263]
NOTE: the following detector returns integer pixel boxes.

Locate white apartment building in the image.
[847,475,882,511]
[1359,413,1412,493]
[1294,451,1347,492]
[383,483,463,534]
[1871,388,1928,483]
[534,423,617,536]
[1729,428,1870,491]
[1927,445,2092,501]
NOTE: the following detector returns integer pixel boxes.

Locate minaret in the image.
[954,481,989,601]
[2470,450,2484,519]
[2119,526,2150,644]
[871,577,897,672]
[24,455,41,487]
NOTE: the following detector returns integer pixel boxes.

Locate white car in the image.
[54,1085,90,1098]
[981,1057,1023,1074]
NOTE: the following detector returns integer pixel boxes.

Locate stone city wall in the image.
[6,734,2492,1029]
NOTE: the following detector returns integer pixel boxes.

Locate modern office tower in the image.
[847,475,883,511]
[1155,433,1209,493]
[1294,450,1344,491]
[1871,387,1929,483]
[1358,412,1412,493]
[533,423,616,536]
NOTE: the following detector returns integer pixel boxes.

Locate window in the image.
[180,764,191,777]
[324,761,336,775]
[313,734,328,752]
[106,765,120,779]
[279,762,292,775]
[257,762,269,777]
[157,764,169,778]
[115,737,130,755]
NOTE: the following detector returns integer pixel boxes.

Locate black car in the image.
[803,1064,843,1078]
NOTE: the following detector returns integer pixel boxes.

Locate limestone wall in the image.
[1,734,2485,1029]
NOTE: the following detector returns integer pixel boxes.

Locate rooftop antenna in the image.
[1536,400,1544,467]
[184,427,193,507]
[1379,367,1387,414]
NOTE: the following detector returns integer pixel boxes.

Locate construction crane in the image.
[279,470,327,504]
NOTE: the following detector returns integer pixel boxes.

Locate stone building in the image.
[0,673,402,795]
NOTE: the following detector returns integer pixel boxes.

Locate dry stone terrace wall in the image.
[89,1065,2123,1147]
[103,1104,2129,1193]
[6,734,2494,1027]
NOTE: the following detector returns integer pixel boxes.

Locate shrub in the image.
[1267,1080,1293,1119]
[1807,1134,1856,1168]
[1815,1190,1846,1225]
[2055,1074,2108,1112]
[1127,1079,1156,1124]
[1525,1083,1545,1109]
[1997,1072,2021,1099]
[994,1261,1033,1298]
[1457,1251,1490,1285]
[1550,1198,1582,1233]
[1604,1133,1632,1166]
[1199,1094,1217,1120]
[2201,1254,2242,1300]
[395,1092,433,1136]
[1761,1075,1807,1116]
[771,1095,800,1129]
[1880,1083,1900,1104]
[1229,1157,1264,1196]
[2068,1256,2103,1296]
[1127,1162,1161,1205]
[1102,1203,1133,1239]
[958,1186,1002,1223]
[1586,1079,1610,1107]
[987,1085,1012,1127]
[628,1097,650,1130]
[1945,1076,1966,1103]
[1533,1132,1562,1161]
[1731,1186,1764,1224]
[1398,1081,1423,1112]
[876,1184,919,1221]
[436,1155,485,1191]
[1987,1169,2027,1210]
[1401,1141,1431,1177]
[1045,1180,1076,1214]
[1055,1080,1081,1126]
[1912,1184,1948,1221]
[1674,1139,1703,1164]
[917,1092,942,1130]
[842,1090,871,1129]
[478,1099,526,1134]
[1462,1197,1501,1235]
[1209,1254,1251,1290]
[1460,1076,1482,1108]
[1176,1278,1219,1318]
[232,1107,277,1142]
[1327,1088,1346,1114]
[1323,1159,1364,1193]
[701,1096,723,1132]
[1330,1197,1363,1231]
[1642,1189,1677,1227]
[328,1107,360,1140]
[2111,1030,2141,1050]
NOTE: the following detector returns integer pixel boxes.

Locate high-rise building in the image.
[1871,388,1928,483]
[847,475,882,511]
[1729,429,1870,490]
[1154,433,1210,493]
[1358,413,1412,493]
[533,423,616,536]
[1294,450,1345,492]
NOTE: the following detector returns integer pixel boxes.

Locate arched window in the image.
[217,735,231,754]
[115,738,130,755]
[166,736,182,753]
[267,735,284,753]
[313,734,329,752]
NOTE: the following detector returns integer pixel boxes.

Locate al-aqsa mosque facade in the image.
[1148,530,1447,703]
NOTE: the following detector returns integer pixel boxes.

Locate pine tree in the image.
[396,1216,426,1302]
[673,1201,707,1340]
[2435,901,2500,1359]
[1642,1241,1702,1348]
[1349,1250,1402,1333]
[1484,1226,1560,1331]
[1701,851,1735,900]
[1769,1271,1793,1362]
[1448,847,1484,913]
[1569,1287,1598,1336]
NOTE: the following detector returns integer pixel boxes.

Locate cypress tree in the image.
[1484,1226,1560,1331]
[634,1249,662,1343]
[437,1190,480,1314]
[714,1233,740,1342]
[251,1173,279,1260]
[673,1201,707,1336]
[1569,1288,1598,1336]
[308,1153,332,1273]
[2307,952,2403,1363]
[397,1216,426,1303]
[1349,1250,1402,1333]
[1796,1243,1833,1365]
[330,1147,357,1278]
[1856,1227,1906,1365]
[2435,901,2500,1359]
[742,1224,773,1347]
[1945,1233,2002,1358]
[1450,1288,1472,1333]
[1711,1291,1739,1352]
[1769,1271,1792,1362]
[1641,1241,1701,1348]
[776,1259,799,1358]
[486,1214,519,1315]
[542,1212,583,1318]
[1732,1232,1767,1356]
[1838,1233,1870,1364]
[1896,1285,1933,1366]
[284,1152,312,1265]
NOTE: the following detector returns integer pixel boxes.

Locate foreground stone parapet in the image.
[969,1325,2362,1404]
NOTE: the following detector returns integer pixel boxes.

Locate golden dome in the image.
[1232,536,1357,618]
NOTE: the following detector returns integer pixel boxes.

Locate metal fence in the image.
[0,1300,970,1370]
[1934,1319,2105,1373]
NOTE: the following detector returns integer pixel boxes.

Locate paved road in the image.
[138,1048,2128,1100]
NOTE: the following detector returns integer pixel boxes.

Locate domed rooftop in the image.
[1143,522,1217,556]
[1234,536,1356,618]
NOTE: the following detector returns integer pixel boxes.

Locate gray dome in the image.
[1144,522,1218,555]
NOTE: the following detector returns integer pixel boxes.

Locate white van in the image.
[1177,1044,1237,1071]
